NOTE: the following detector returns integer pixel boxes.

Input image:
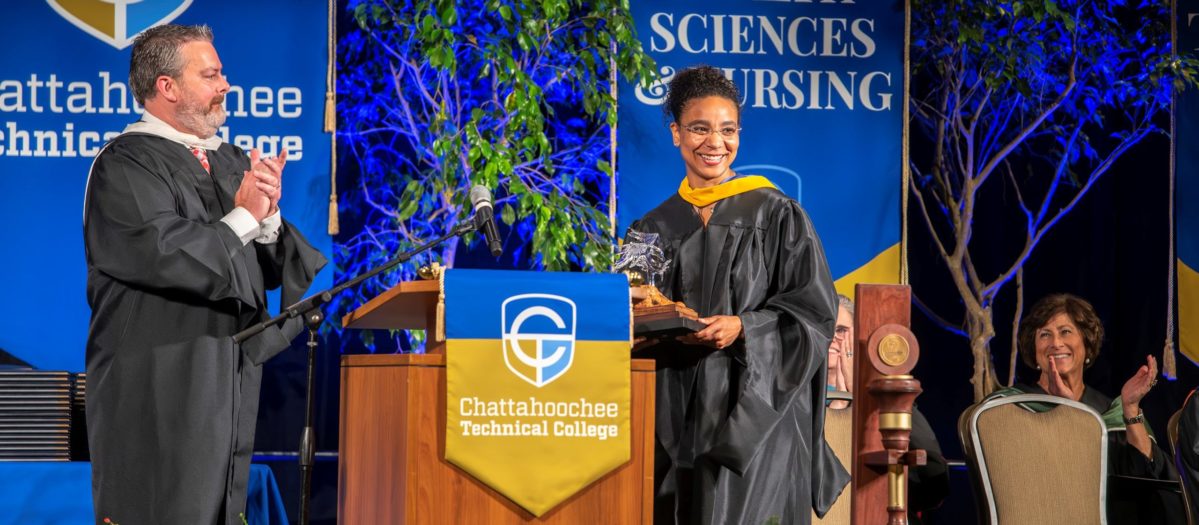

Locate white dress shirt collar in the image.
[123,110,224,151]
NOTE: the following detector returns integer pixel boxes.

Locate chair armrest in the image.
[1108,473,1182,493]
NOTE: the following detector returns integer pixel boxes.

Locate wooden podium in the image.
[338,280,656,523]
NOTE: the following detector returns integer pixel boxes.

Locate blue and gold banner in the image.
[444,269,631,516]
[617,0,907,293]
[1178,0,1199,365]
[0,1,333,371]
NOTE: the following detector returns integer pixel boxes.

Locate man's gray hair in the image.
[129,24,214,104]
[837,294,854,316]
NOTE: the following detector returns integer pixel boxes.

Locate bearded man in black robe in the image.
[83,24,325,524]
[629,66,849,524]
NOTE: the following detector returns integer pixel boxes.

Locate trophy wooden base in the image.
[633,302,705,338]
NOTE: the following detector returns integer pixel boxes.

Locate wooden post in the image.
[850,284,926,525]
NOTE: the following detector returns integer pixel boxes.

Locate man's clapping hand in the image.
[234,149,287,220]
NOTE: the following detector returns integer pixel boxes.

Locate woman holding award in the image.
[628,65,849,525]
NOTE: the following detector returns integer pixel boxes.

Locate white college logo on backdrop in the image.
[47,0,192,49]
[733,164,803,203]
[501,294,577,388]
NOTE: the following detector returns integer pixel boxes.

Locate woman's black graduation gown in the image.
[630,188,850,524]
[83,133,326,524]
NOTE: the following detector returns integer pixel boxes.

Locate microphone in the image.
[469,185,503,257]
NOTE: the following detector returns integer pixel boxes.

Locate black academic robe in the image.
[630,189,850,525]
[83,133,326,524]
[1179,389,1199,521]
[908,406,949,523]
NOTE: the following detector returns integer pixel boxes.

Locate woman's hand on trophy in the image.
[687,315,743,350]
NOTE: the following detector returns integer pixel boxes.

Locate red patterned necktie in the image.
[191,147,211,174]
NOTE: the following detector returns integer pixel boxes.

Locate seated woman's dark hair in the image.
[1017,293,1104,370]
[663,66,742,123]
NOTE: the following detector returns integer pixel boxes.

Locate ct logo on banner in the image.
[733,164,804,203]
[502,294,576,388]
[47,0,192,49]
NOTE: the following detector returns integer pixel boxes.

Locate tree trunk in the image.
[967,307,1000,402]
[1008,269,1025,387]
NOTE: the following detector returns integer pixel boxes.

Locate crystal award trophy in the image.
[615,231,702,338]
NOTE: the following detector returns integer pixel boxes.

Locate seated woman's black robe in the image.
[630,188,849,525]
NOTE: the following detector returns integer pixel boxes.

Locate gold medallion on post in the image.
[878,333,910,367]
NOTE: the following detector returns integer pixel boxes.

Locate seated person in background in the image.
[824,296,949,523]
[827,294,854,409]
[991,293,1182,523]
[994,293,1173,477]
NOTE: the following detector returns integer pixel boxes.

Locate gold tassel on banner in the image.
[328,194,339,235]
[325,0,339,236]
[324,92,336,133]
[436,270,447,343]
[1165,339,1178,380]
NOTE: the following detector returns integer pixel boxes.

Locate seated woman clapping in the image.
[992,293,1175,480]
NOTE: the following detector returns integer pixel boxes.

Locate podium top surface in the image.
[341,279,439,330]
[340,353,657,371]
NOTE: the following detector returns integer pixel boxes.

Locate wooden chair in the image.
[1170,405,1197,525]
[959,394,1108,525]
[814,391,853,524]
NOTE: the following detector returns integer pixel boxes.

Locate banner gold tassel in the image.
[325,0,339,236]
[324,93,335,133]
[328,194,339,235]
[1164,338,1178,380]
[436,270,447,343]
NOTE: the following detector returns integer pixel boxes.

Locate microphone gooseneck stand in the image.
[232,218,478,525]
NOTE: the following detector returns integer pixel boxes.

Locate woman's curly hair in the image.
[663,65,741,123]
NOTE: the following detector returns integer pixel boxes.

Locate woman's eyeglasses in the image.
[682,124,741,139]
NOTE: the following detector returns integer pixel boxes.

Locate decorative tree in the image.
[336,0,655,349]
[909,0,1197,401]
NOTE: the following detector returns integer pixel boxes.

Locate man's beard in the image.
[177,95,226,138]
